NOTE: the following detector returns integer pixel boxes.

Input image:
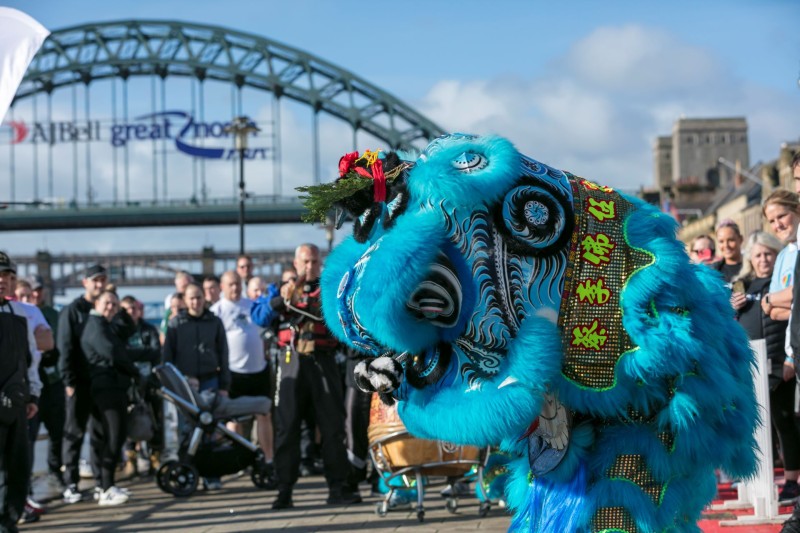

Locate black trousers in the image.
[62,385,103,486]
[0,408,29,531]
[344,385,371,475]
[770,378,800,471]
[274,350,348,490]
[91,389,127,491]
[28,380,66,478]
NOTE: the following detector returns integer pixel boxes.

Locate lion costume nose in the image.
[406,251,462,328]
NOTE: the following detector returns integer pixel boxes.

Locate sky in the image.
[1,0,799,265]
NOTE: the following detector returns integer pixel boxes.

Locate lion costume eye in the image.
[451,152,488,173]
[495,182,574,255]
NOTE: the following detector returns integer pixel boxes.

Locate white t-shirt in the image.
[0,300,43,398]
[210,297,266,374]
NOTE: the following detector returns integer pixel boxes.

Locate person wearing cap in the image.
[0,251,42,530]
[57,264,108,504]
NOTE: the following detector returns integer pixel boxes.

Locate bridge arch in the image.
[14,19,444,150]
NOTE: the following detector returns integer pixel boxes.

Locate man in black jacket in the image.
[57,264,107,503]
[162,284,230,490]
[163,284,230,393]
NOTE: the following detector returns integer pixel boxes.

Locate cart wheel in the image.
[417,509,425,522]
[479,501,491,517]
[446,498,458,514]
[158,460,198,497]
[375,501,388,517]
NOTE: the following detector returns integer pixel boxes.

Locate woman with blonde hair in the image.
[761,189,800,323]
[710,219,743,284]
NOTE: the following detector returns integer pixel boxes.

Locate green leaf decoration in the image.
[297,175,373,223]
[296,163,410,224]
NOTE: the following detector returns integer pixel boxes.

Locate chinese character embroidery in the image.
[572,319,608,350]
[581,233,615,265]
[588,198,616,221]
[576,278,611,305]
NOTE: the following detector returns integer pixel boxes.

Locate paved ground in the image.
[27,472,511,532]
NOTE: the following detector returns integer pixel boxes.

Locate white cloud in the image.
[416,24,800,191]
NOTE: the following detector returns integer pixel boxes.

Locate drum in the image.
[368,393,479,476]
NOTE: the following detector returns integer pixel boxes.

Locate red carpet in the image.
[698,470,791,533]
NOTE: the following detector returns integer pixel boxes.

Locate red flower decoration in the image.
[338,151,359,177]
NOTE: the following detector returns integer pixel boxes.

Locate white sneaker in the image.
[94,486,130,500]
[97,486,129,506]
[63,484,82,504]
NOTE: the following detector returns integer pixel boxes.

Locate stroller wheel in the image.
[251,461,278,490]
[375,501,388,517]
[479,500,491,517]
[158,460,199,497]
[156,463,170,493]
[445,497,458,514]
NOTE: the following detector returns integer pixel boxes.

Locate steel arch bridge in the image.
[3,19,445,230]
[16,19,443,149]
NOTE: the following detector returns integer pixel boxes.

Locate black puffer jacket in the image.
[737,276,787,384]
[162,309,230,391]
[80,313,139,392]
[57,296,94,387]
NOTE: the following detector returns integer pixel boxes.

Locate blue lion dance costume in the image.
[306,134,759,532]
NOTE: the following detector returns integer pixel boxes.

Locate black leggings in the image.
[770,378,800,471]
[91,389,128,491]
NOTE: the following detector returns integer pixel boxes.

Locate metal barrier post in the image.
[720,339,788,525]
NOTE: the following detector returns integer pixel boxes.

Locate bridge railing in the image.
[0,194,304,211]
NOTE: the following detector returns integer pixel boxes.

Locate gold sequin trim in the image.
[559,176,654,390]
[592,506,638,533]
[606,454,665,505]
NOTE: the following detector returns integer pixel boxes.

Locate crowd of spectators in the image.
[2,155,800,530]
[693,155,800,515]
[0,243,372,530]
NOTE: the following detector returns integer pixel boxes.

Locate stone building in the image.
[651,117,751,216]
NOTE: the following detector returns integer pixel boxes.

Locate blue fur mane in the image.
[320,134,759,532]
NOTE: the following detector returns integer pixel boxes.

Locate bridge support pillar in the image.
[35,251,54,306]
[202,247,215,276]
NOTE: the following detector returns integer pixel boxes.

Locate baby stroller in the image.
[153,363,272,496]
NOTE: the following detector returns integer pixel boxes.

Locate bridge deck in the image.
[0,197,308,231]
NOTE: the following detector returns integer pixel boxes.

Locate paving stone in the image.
[27,473,511,532]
